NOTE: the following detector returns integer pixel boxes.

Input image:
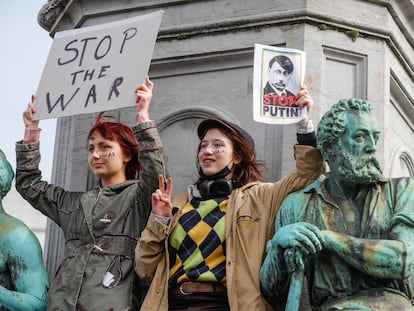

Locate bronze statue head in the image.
[0,150,14,198]
[317,99,383,185]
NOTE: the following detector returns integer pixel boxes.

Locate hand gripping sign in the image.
[34,10,163,120]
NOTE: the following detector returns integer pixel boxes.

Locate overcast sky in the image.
[0,1,56,244]
[1,1,55,174]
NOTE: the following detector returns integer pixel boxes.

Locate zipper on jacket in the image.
[91,187,103,215]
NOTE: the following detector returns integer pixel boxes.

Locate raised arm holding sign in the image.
[14,11,171,310]
[16,77,170,310]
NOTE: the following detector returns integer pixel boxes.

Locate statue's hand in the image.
[272,222,324,256]
[283,248,305,273]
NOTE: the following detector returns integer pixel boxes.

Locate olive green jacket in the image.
[16,121,167,311]
[135,145,324,311]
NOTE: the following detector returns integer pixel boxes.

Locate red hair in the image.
[88,112,142,180]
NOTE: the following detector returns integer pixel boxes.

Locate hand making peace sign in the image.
[151,174,173,217]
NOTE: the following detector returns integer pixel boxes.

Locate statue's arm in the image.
[259,194,322,306]
[322,223,413,279]
[0,226,49,311]
[260,203,292,306]
[260,237,290,307]
[322,178,414,280]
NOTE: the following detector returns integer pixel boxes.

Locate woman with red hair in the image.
[15,77,168,310]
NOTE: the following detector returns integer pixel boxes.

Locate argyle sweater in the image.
[168,197,227,286]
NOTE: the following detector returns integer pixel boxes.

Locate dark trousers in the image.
[169,291,230,310]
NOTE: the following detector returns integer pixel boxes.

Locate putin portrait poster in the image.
[253,44,306,124]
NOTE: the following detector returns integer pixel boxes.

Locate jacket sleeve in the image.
[275,145,323,204]
[135,191,187,281]
[293,144,325,178]
[15,140,79,227]
[133,120,169,234]
[261,145,324,235]
[135,212,171,281]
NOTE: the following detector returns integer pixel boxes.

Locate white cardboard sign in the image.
[34,10,163,120]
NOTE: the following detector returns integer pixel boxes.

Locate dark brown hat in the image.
[197,118,255,148]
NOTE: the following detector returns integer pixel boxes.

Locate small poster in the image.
[253,44,306,124]
[34,10,163,120]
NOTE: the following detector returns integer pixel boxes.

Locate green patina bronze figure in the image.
[260,99,414,310]
[0,149,49,310]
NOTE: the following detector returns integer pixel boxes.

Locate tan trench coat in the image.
[135,145,324,310]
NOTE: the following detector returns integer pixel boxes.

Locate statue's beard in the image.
[336,152,383,185]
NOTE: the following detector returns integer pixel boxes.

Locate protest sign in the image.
[34,10,163,120]
[253,44,306,124]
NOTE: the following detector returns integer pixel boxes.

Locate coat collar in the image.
[93,180,140,193]
[302,173,388,196]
